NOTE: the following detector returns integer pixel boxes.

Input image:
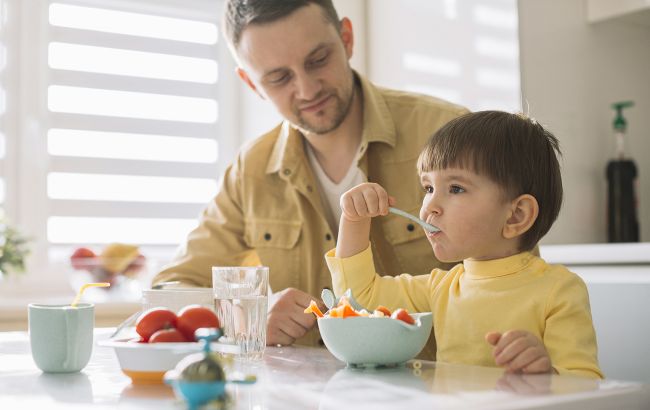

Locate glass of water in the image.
[212,266,269,361]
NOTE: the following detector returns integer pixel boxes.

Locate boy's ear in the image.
[236,67,265,100]
[502,194,538,239]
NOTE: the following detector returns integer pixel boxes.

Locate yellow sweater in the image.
[325,246,603,379]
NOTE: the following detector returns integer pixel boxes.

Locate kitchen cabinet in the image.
[587,0,650,26]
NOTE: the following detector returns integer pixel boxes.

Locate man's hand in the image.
[266,288,326,346]
[485,330,553,374]
[340,183,395,222]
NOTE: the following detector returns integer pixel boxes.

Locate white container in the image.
[141,288,213,313]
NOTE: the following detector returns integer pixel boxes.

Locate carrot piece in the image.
[303,300,324,318]
[342,304,359,318]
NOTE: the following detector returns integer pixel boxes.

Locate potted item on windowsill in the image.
[0,216,31,279]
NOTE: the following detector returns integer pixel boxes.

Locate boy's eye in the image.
[450,185,465,194]
[423,185,433,194]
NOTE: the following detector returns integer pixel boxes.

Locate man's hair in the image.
[416,111,563,251]
[223,0,341,51]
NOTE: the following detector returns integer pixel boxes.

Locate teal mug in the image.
[28,303,94,373]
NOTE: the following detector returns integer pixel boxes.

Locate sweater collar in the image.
[462,252,537,279]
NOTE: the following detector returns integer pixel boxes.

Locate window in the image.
[1,0,235,293]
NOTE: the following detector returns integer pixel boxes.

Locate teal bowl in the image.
[317,312,433,367]
[164,378,226,408]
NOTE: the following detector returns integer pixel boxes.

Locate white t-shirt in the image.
[305,142,367,239]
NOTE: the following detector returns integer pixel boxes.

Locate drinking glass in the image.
[212,266,269,361]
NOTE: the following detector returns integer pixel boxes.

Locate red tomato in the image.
[391,308,415,325]
[176,305,220,341]
[70,247,96,270]
[375,305,391,317]
[135,308,178,341]
[149,328,188,343]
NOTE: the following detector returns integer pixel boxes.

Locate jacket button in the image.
[407,223,415,232]
[283,169,291,176]
[325,233,332,241]
[307,185,313,192]
[264,233,272,240]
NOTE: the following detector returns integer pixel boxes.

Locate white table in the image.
[1,329,648,409]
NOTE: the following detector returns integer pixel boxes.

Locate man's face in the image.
[235,4,355,135]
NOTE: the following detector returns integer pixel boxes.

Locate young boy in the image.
[325,111,603,379]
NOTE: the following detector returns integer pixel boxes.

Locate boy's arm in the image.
[326,246,433,313]
[544,271,604,379]
[336,183,393,258]
[336,217,371,258]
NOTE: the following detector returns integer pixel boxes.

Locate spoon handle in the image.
[388,207,440,233]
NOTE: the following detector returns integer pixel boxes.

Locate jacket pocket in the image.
[244,218,303,293]
[244,218,302,249]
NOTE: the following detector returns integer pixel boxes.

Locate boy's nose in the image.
[421,197,442,219]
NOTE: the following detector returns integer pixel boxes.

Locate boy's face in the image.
[235,4,356,135]
[419,167,515,262]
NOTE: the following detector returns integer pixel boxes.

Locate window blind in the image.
[45,1,223,252]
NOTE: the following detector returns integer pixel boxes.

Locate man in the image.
[153,0,468,357]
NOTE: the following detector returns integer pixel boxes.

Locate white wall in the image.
[366,0,521,112]
[519,0,650,244]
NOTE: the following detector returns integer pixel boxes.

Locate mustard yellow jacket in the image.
[153,73,469,351]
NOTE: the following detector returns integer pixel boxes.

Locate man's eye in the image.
[450,185,465,194]
[423,185,433,194]
[268,73,290,85]
[309,53,329,68]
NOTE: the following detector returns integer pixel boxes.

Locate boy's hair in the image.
[417,110,562,251]
[223,0,341,51]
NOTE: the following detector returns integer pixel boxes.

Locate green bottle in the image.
[606,101,639,242]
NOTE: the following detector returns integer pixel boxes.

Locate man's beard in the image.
[292,81,355,135]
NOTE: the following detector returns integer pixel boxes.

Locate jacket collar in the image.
[266,71,396,177]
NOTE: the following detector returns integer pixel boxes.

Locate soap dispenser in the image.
[606,101,639,243]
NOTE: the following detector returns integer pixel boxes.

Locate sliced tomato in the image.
[135,307,178,341]
[149,328,188,343]
[391,308,415,325]
[375,305,391,317]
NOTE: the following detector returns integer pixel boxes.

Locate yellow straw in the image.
[71,282,111,307]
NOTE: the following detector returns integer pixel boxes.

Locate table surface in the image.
[1,329,649,410]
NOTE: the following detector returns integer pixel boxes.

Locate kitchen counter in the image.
[1,329,648,409]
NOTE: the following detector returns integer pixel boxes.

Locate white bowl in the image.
[98,338,240,384]
[318,312,433,367]
[99,339,203,384]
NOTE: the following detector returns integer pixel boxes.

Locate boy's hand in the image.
[340,183,395,222]
[485,330,553,374]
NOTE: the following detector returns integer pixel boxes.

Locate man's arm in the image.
[152,155,324,346]
[153,157,255,287]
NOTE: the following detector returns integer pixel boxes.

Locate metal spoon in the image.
[388,207,440,233]
[320,288,365,312]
